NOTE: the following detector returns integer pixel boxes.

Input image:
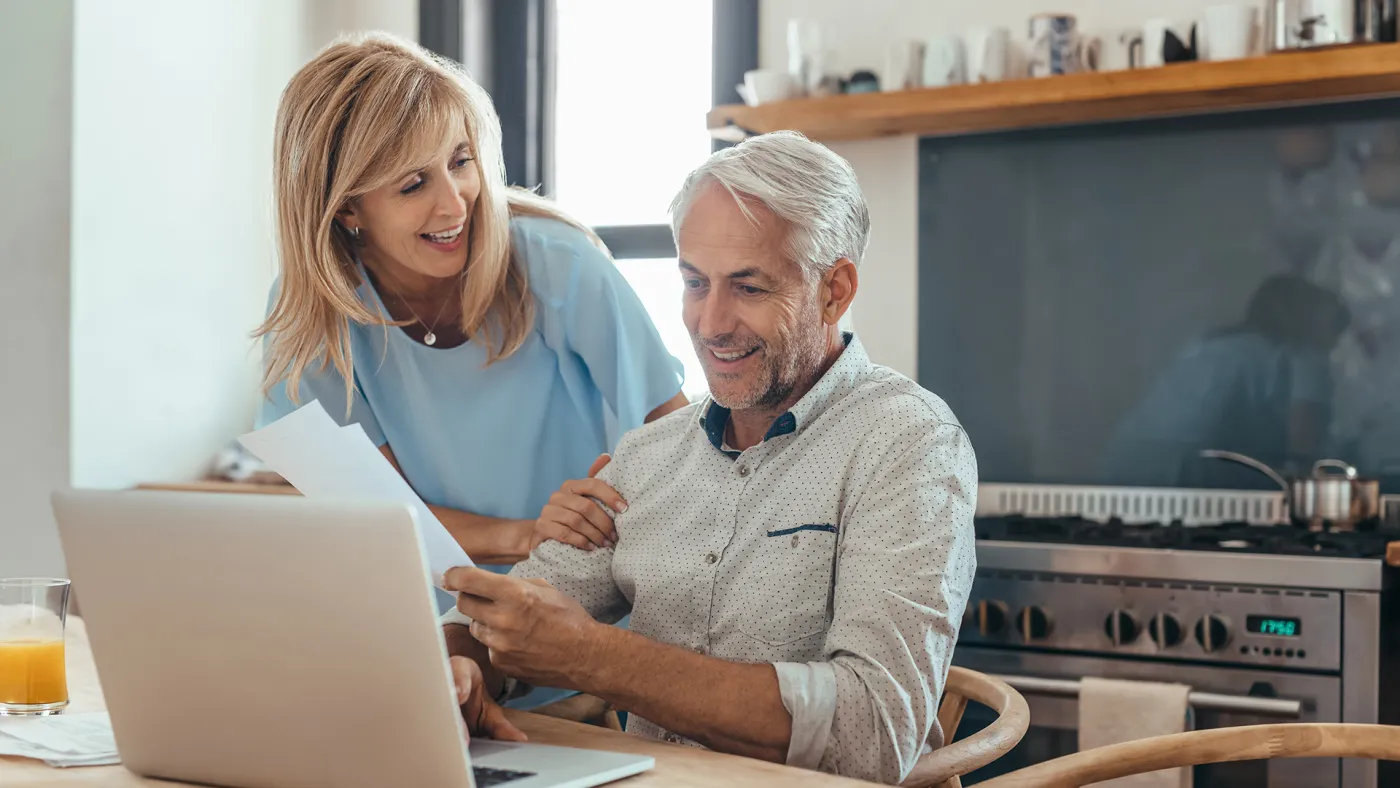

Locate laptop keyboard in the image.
[473,765,537,786]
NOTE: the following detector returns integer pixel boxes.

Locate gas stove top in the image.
[974,515,1400,560]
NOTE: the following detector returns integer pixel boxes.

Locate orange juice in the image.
[0,639,67,705]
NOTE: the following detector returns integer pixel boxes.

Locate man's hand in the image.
[449,655,527,743]
[530,454,625,552]
[445,567,606,689]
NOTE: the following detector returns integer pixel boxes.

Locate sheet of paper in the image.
[0,712,120,767]
[238,400,473,590]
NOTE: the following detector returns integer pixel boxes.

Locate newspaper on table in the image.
[0,712,120,767]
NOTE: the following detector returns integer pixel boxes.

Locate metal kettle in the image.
[1199,450,1381,531]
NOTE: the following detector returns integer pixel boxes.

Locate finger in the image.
[546,503,610,548]
[561,478,628,513]
[443,566,517,598]
[468,620,495,647]
[455,592,499,623]
[450,657,479,706]
[560,498,617,546]
[586,453,611,478]
[482,702,529,742]
[540,522,594,551]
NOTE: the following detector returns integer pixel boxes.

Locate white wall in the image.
[69,0,308,491]
[0,0,75,579]
[760,0,1268,378]
[304,0,418,56]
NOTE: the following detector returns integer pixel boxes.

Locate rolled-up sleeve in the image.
[785,421,978,783]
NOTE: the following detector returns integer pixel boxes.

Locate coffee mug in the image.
[736,69,796,106]
[922,35,966,88]
[1029,13,1101,76]
[966,27,1011,82]
[1202,4,1257,61]
[1141,17,1174,67]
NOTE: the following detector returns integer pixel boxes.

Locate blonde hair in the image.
[257,32,596,410]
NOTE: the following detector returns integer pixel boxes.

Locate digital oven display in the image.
[1246,615,1302,637]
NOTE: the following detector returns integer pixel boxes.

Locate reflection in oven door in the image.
[953,647,1343,788]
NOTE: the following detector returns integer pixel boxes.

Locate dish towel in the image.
[1079,676,1193,788]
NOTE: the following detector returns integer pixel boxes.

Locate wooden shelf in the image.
[707,44,1400,142]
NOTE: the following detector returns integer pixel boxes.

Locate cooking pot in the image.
[1199,450,1380,531]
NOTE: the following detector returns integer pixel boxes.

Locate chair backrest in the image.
[901,666,1031,788]
[975,723,1400,787]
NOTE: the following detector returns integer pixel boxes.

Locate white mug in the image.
[1141,17,1173,67]
[922,35,966,88]
[1202,4,1257,61]
[736,69,795,106]
[966,27,1011,82]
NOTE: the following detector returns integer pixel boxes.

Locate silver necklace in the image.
[386,283,456,346]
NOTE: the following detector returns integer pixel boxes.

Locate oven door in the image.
[953,647,1346,788]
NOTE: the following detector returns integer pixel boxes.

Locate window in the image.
[552,0,714,227]
[613,258,707,398]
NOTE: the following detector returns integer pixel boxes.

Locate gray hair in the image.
[668,131,870,280]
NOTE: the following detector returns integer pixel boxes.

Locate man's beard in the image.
[697,302,828,413]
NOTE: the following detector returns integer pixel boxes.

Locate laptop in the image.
[50,489,654,788]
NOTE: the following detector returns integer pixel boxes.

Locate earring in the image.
[348,226,361,240]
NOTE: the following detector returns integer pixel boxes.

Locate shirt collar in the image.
[696,332,871,456]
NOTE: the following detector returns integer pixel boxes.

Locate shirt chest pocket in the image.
[732,525,839,647]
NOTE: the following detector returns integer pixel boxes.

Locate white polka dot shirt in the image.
[486,334,976,784]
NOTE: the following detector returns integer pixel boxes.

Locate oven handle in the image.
[993,674,1303,718]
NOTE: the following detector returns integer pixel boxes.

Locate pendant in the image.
[424,331,437,346]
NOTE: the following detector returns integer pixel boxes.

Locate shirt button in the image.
[705,552,718,564]
[791,534,800,548]
[737,465,750,477]
[693,644,706,654]
[664,733,682,744]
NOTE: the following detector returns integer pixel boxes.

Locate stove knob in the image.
[1103,609,1141,646]
[1194,614,1232,653]
[1148,612,1185,648]
[972,600,1009,637]
[1018,606,1053,642]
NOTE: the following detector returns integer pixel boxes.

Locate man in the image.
[442,131,977,784]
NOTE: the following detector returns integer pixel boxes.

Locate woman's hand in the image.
[531,454,626,552]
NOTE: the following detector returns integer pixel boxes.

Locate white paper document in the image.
[0,712,120,767]
[238,400,473,589]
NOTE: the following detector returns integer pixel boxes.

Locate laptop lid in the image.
[51,489,475,788]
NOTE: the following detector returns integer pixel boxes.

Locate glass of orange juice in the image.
[0,578,71,715]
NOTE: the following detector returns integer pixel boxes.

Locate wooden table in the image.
[1,620,875,787]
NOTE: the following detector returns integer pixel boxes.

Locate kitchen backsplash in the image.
[918,99,1400,492]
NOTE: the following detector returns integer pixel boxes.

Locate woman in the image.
[256,33,686,567]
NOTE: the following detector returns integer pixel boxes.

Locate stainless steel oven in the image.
[950,487,1396,788]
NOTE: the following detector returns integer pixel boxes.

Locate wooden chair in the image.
[975,723,1400,787]
[902,666,1031,788]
